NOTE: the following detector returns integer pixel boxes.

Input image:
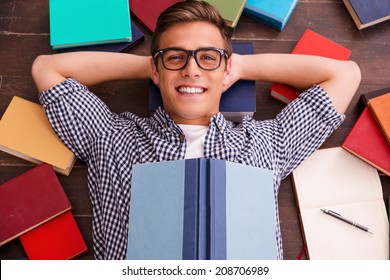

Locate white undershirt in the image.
[178,124,208,159]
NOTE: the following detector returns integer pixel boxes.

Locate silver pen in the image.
[320,208,374,234]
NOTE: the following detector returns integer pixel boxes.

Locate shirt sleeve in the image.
[38,78,117,163]
[272,84,345,179]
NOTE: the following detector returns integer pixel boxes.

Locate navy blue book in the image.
[343,0,390,30]
[126,158,277,260]
[57,21,144,53]
[148,42,256,123]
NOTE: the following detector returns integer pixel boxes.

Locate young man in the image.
[31,1,360,259]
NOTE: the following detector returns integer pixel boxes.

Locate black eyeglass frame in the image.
[153,47,229,71]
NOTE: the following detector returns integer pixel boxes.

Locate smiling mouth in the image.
[177,86,206,94]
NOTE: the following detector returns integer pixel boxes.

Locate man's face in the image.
[151,21,230,125]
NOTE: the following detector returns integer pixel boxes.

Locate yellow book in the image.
[0,96,76,176]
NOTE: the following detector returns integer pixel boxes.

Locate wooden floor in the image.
[1,0,389,260]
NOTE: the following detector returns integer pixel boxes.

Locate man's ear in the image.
[150,57,160,86]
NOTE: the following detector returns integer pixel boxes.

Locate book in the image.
[358,86,390,109]
[149,42,256,122]
[292,147,389,259]
[204,0,246,28]
[0,164,71,246]
[270,29,351,104]
[367,92,390,146]
[130,0,183,32]
[0,96,76,176]
[342,0,390,30]
[342,107,390,176]
[127,158,277,260]
[57,21,144,53]
[243,0,298,31]
[20,211,88,260]
[49,0,132,49]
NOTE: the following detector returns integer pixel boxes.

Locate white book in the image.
[292,147,389,259]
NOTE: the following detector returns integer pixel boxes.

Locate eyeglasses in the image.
[153,47,228,71]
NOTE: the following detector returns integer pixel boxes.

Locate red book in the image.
[342,107,390,176]
[270,29,351,104]
[0,164,71,246]
[130,0,183,32]
[20,211,88,260]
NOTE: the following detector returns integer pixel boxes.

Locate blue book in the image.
[49,0,132,49]
[57,21,144,53]
[148,42,256,123]
[343,0,390,30]
[126,159,278,260]
[244,0,298,31]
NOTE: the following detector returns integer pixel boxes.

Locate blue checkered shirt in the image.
[38,78,345,259]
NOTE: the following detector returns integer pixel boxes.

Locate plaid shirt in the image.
[39,78,344,260]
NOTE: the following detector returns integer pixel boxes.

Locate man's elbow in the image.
[345,60,361,88]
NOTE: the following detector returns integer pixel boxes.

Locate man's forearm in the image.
[237,53,361,114]
[32,52,152,92]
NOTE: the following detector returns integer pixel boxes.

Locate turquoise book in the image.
[126,159,277,260]
[49,0,132,49]
[244,0,298,31]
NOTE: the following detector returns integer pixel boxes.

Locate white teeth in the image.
[178,87,205,94]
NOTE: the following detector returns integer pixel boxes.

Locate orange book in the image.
[0,96,76,175]
[20,211,88,260]
[368,92,390,146]
[270,29,351,104]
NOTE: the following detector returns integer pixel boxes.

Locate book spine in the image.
[209,159,227,260]
[183,159,199,260]
[197,158,209,260]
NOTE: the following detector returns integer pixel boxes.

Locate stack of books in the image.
[342,88,390,176]
[0,97,85,259]
[0,164,88,259]
[49,0,144,52]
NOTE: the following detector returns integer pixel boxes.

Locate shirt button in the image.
[179,134,185,142]
[218,126,224,133]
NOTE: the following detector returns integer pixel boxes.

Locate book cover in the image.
[20,211,88,260]
[244,0,298,31]
[342,107,390,176]
[270,29,351,104]
[342,0,390,30]
[57,21,144,53]
[49,0,132,49]
[204,0,246,28]
[292,147,389,259]
[130,0,183,32]
[367,92,390,145]
[358,86,390,109]
[149,42,256,122]
[127,158,277,260]
[0,164,71,246]
[0,96,76,176]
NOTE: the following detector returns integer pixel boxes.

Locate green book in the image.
[49,0,132,49]
[204,0,246,28]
